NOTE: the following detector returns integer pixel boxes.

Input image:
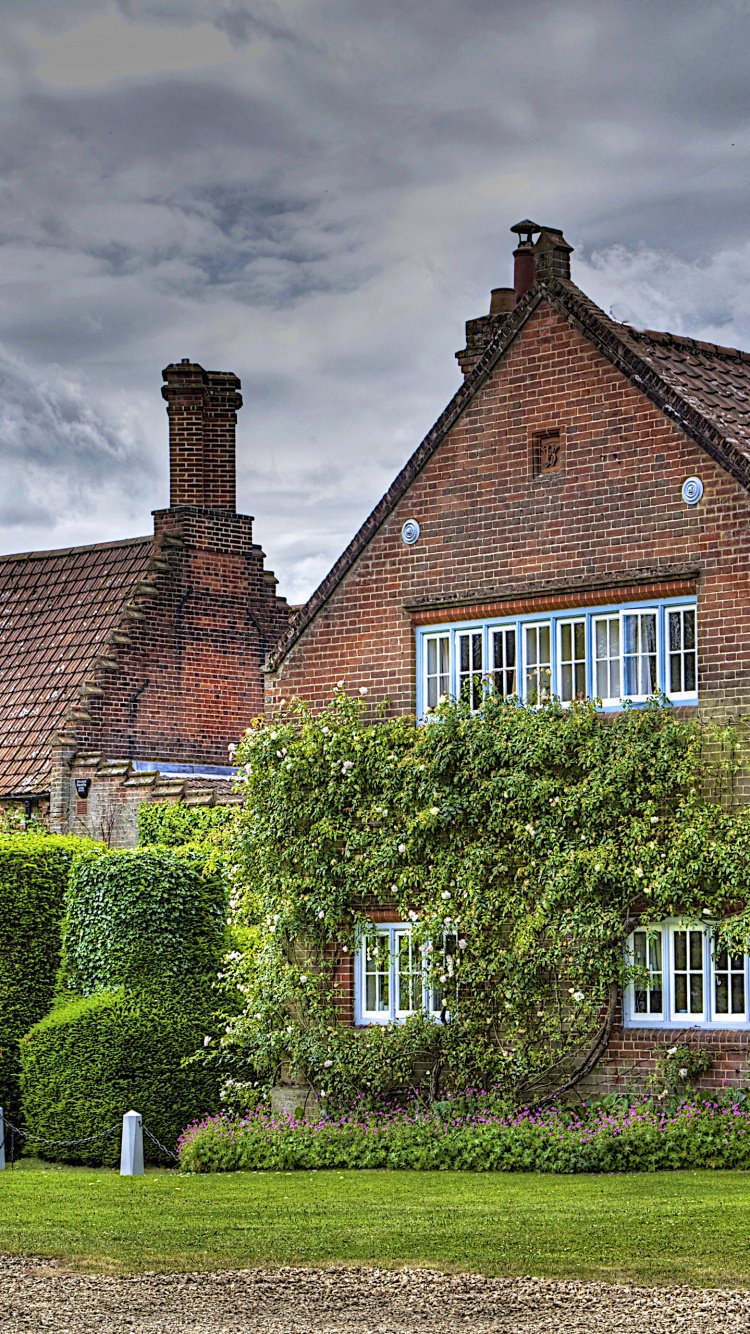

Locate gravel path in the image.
[1,1255,749,1332]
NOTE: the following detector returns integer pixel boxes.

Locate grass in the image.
[1,1158,750,1287]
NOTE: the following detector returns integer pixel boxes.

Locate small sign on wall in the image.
[75,778,91,799]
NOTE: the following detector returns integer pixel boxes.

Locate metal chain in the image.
[142,1124,179,1162]
[2,1119,120,1147]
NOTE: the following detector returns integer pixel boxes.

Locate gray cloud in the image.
[0,0,749,598]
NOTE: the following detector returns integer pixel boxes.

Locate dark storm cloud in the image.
[1,0,750,597]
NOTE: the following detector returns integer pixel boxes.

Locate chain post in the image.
[120,1110,144,1176]
[0,1107,5,1171]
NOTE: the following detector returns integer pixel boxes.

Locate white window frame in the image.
[558,617,587,704]
[355,924,454,1025]
[423,632,451,713]
[415,597,698,718]
[624,920,750,1029]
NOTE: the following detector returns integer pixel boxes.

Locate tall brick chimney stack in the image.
[161,360,242,511]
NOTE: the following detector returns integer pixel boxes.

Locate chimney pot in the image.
[510,219,541,304]
[489,287,515,316]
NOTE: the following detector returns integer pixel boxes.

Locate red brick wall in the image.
[590,1014,750,1097]
[266,300,750,746]
[76,505,290,765]
[265,299,750,1077]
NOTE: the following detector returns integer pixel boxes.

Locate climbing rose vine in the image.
[203,689,747,1108]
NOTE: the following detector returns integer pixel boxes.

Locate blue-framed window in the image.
[416,597,698,716]
[354,924,454,1025]
[625,922,750,1029]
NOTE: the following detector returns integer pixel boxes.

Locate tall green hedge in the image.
[137,802,236,847]
[0,834,97,1124]
[20,843,229,1164]
[62,846,227,993]
[20,986,220,1165]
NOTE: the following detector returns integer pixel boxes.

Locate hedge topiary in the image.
[137,802,237,848]
[62,846,227,993]
[20,985,220,1165]
[19,843,229,1164]
[0,834,98,1124]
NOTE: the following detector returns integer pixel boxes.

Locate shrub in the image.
[63,845,227,993]
[178,1092,750,1174]
[0,834,98,1123]
[137,802,237,848]
[20,986,221,1166]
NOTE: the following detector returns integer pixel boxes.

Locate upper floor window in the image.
[417,597,698,716]
[355,924,453,1025]
[625,921,749,1029]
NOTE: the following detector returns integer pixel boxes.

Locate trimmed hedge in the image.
[20,986,221,1165]
[137,802,236,848]
[63,846,227,993]
[0,834,98,1123]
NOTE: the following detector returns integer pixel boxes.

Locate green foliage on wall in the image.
[63,846,228,994]
[0,834,99,1123]
[208,689,748,1108]
[19,985,220,1165]
[137,802,237,848]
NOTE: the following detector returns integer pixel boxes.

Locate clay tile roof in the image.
[0,535,153,797]
[619,327,750,459]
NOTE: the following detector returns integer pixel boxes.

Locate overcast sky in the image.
[1,0,750,601]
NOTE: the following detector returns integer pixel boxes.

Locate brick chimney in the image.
[161,360,242,511]
[455,287,515,378]
[455,222,575,378]
[534,226,574,282]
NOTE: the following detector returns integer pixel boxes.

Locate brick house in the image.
[264,220,750,1092]
[0,359,290,846]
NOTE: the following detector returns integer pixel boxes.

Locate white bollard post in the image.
[0,1107,5,1171]
[120,1110,144,1176]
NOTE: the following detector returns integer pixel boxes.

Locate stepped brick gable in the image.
[264,222,750,1094]
[0,358,290,844]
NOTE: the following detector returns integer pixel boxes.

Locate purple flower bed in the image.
[178,1089,750,1174]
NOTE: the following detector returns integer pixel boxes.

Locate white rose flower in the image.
[359,686,368,695]
[398,843,406,854]
[318,910,325,919]
[679,1067,688,1078]
[300,975,307,983]
[203,1036,212,1047]
[441,891,451,900]
[430,807,439,815]
[324,1059,333,1068]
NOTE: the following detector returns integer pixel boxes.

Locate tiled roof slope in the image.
[266,274,750,672]
[0,535,153,796]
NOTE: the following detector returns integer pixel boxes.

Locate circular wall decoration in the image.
[401,519,421,546]
[681,476,704,507]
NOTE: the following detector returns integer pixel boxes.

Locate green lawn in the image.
[1,1159,749,1287]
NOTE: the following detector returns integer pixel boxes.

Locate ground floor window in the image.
[355,924,454,1024]
[416,597,698,716]
[625,921,749,1028]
